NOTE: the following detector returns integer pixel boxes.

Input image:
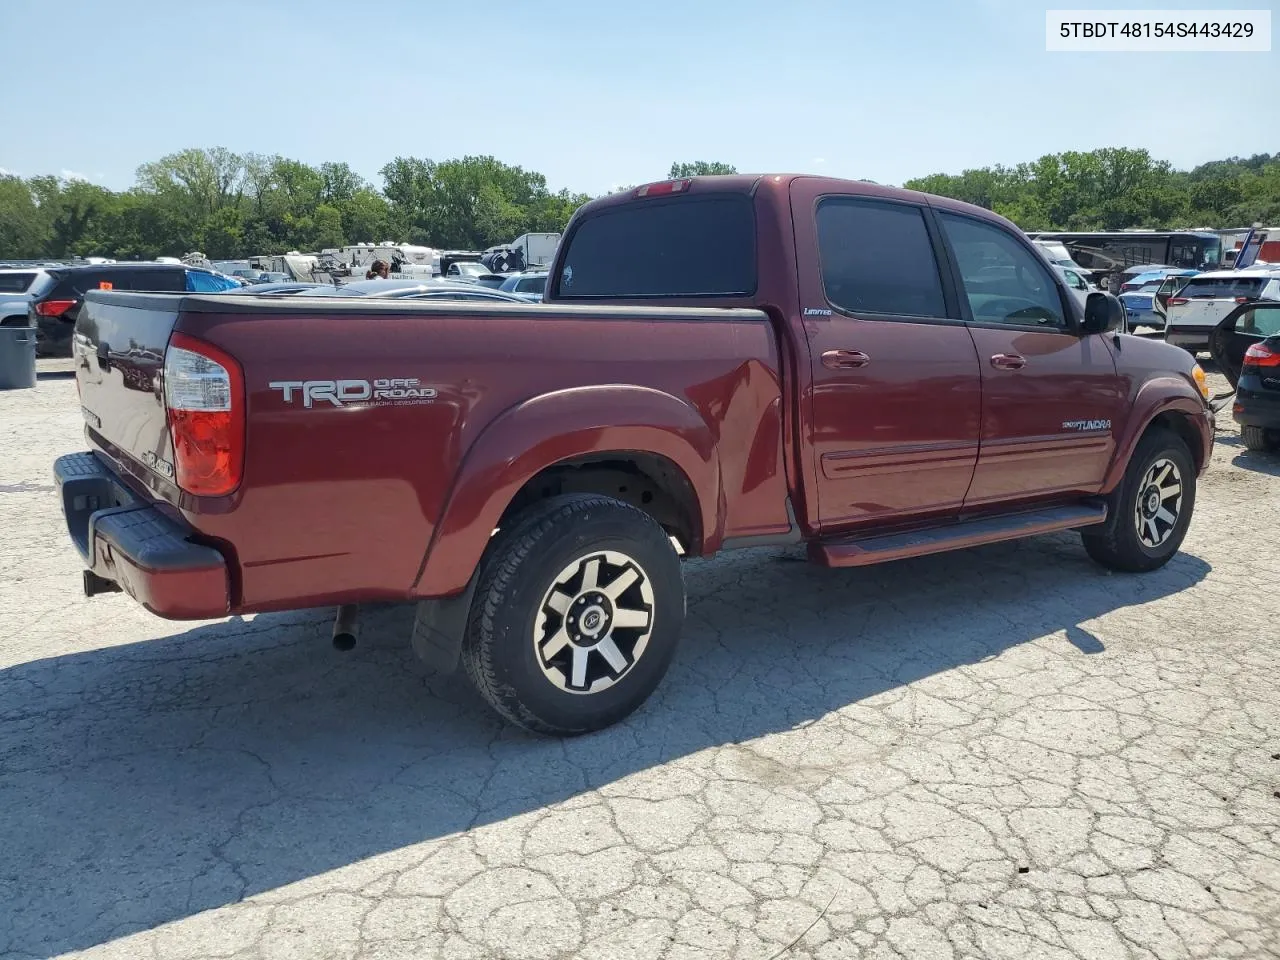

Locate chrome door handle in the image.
[822,349,871,369]
[990,353,1026,370]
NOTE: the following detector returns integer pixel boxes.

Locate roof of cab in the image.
[573,173,1014,230]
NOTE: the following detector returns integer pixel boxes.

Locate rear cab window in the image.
[815,198,947,317]
[553,194,755,299]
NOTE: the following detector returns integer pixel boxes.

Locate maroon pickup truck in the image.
[55,175,1214,734]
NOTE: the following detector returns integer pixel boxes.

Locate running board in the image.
[811,502,1108,568]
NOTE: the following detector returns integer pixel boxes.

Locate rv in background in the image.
[480,233,561,273]
[1026,230,1223,292]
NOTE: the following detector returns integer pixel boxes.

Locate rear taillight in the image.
[1242,342,1280,369]
[1167,297,1189,306]
[1235,297,1251,304]
[163,332,244,497]
[635,179,691,197]
[35,299,77,317]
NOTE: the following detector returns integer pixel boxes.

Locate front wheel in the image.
[461,494,685,735]
[1082,428,1196,573]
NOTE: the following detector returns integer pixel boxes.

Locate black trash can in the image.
[0,325,38,390]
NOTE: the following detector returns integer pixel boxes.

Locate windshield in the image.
[0,272,37,294]
[451,262,486,277]
[555,194,756,299]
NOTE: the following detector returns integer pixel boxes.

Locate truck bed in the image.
[72,291,790,615]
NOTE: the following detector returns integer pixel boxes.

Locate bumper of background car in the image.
[1165,325,1215,350]
[1233,384,1280,431]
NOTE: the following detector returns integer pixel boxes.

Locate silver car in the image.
[0,267,53,328]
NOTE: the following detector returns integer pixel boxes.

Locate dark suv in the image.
[28,263,240,357]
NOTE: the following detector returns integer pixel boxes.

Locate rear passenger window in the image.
[63,271,108,294]
[815,199,946,317]
[114,269,186,293]
[939,213,1065,328]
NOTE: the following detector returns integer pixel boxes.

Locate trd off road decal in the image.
[269,378,438,409]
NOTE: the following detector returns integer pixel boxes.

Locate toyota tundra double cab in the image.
[55,174,1214,734]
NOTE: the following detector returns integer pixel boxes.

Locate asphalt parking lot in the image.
[2,364,1278,960]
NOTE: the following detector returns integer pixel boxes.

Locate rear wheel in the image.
[1082,428,1196,573]
[461,494,685,735]
[1241,425,1277,452]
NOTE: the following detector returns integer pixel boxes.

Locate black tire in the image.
[1241,425,1275,452]
[461,494,685,735]
[1082,428,1196,573]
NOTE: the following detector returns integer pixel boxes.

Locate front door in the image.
[1210,301,1280,389]
[792,183,982,529]
[934,210,1127,506]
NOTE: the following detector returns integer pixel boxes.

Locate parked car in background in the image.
[1120,269,1199,329]
[0,267,54,327]
[307,279,528,302]
[1209,300,1280,451]
[222,281,328,297]
[256,272,291,284]
[1033,239,1092,275]
[28,263,241,356]
[1152,272,1199,328]
[1164,267,1280,353]
[1119,265,1176,292]
[400,286,529,303]
[498,271,549,299]
[1053,264,1095,311]
[441,260,491,282]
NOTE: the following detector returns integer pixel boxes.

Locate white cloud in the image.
[60,169,90,182]
[813,157,826,165]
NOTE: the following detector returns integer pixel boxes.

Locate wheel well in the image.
[1146,411,1204,471]
[498,453,702,553]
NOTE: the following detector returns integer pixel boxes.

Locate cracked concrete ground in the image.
[1,366,1278,960]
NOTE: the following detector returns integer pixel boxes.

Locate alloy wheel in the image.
[533,550,655,694]
[1133,457,1183,549]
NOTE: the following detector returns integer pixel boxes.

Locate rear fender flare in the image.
[1103,379,1210,492]
[413,384,721,597]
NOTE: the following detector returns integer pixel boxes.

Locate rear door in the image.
[790,182,982,529]
[935,210,1126,506]
[1209,302,1280,389]
[1153,274,1187,321]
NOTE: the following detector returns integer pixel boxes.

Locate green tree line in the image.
[4,147,1277,261]
[0,148,603,261]
[904,148,1280,231]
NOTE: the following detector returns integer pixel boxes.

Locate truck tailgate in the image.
[74,292,183,493]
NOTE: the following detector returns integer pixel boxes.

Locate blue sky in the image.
[0,0,1274,195]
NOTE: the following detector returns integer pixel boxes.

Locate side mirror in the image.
[1082,291,1125,335]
